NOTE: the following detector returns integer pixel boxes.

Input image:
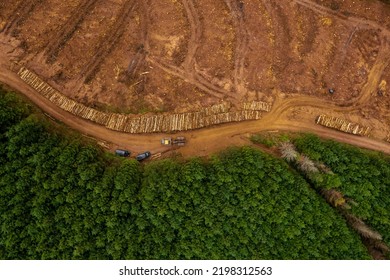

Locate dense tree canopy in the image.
[294,134,390,246]
[0,87,372,259]
[134,149,370,259]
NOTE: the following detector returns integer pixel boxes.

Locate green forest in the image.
[1,86,388,259]
[293,134,390,247]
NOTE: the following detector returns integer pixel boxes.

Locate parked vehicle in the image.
[115,149,130,157]
[161,138,172,145]
[136,151,151,161]
[161,136,186,146]
[173,136,186,146]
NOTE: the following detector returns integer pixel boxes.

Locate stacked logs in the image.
[18,67,110,125]
[243,101,272,112]
[316,114,371,136]
[18,67,271,133]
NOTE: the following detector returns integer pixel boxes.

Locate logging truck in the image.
[161,136,186,146]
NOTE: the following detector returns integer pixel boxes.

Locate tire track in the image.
[224,0,249,93]
[147,56,226,99]
[194,72,231,96]
[140,0,150,49]
[1,1,389,156]
[193,63,236,98]
[1,0,44,35]
[120,0,149,82]
[181,0,202,73]
[260,0,292,76]
[44,0,98,64]
[182,0,238,99]
[80,0,137,83]
[150,0,240,100]
[0,1,22,20]
[354,39,390,106]
[293,0,390,106]
[294,0,390,37]
[2,64,389,156]
[1,45,389,156]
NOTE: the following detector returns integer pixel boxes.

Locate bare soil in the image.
[1,0,388,111]
[0,0,390,157]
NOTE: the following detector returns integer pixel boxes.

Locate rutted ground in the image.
[2,0,387,110]
[0,0,389,156]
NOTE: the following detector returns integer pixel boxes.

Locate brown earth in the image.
[0,0,390,157]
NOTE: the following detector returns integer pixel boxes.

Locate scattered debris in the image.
[378,80,387,96]
[150,153,162,160]
[43,112,56,121]
[97,141,110,149]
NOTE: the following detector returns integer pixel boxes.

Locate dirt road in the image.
[1,0,389,158]
[1,58,389,158]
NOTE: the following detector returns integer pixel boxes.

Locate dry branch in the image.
[344,212,383,241]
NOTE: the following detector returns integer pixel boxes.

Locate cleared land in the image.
[0,0,389,155]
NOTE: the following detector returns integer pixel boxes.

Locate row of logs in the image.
[316,114,371,136]
[18,67,271,133]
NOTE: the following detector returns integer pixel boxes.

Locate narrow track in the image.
[1,0,43,35]
[139,0,150,47]
[354,39,390,106]
[44,0,98,64]
[224,0,249,93]
[79,0,137,83]
[121,0,149,81]
[149,0,239,100]
[147,56,227,99]
[0,57,389,157]
[0,1,389,158]
[260,0,291,72]
[294,0,390,37]
[329,25,359,84]
[181,0,202,73]
[193,62,237,98]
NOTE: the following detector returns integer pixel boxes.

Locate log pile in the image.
[18,67,110,125]
[18,67,271,133]
[316,114,371,136]
[243,101,272,112]
[201,102,231,115]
